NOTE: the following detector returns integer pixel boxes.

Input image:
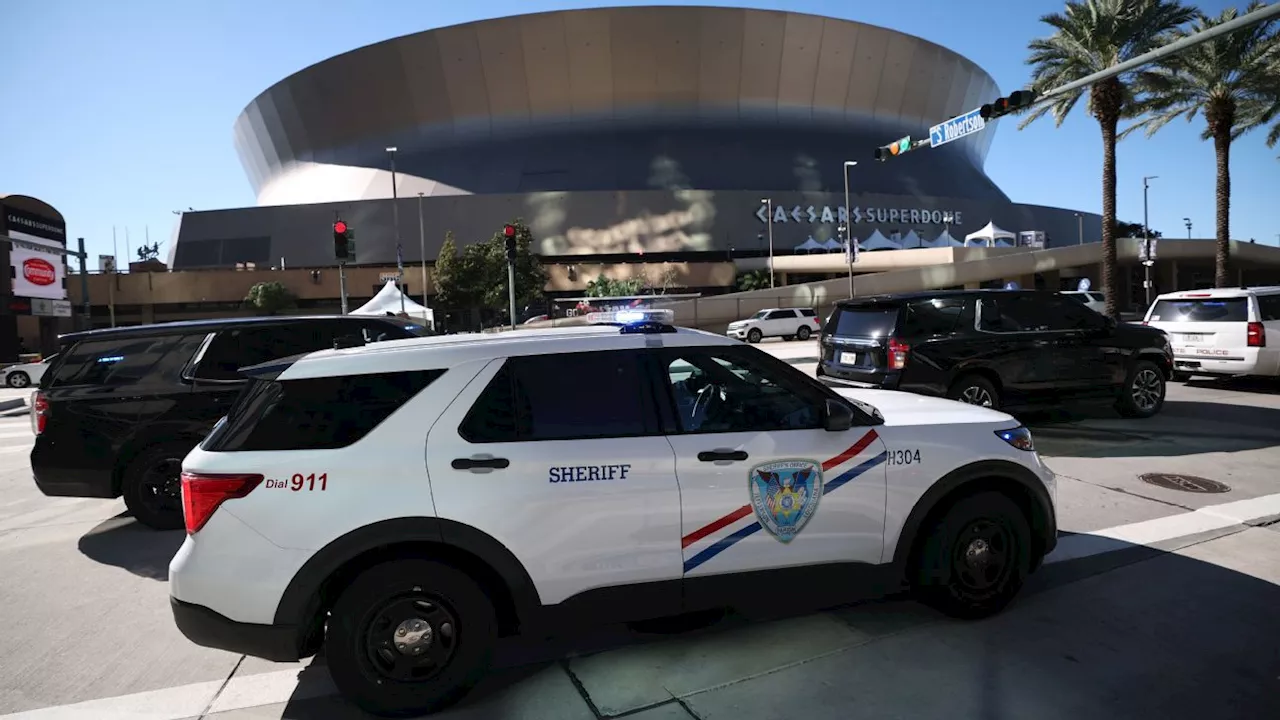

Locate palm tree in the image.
[1020,0,1196,318]
[1126,2,1280,288]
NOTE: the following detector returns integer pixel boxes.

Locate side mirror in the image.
[824,398,855,432]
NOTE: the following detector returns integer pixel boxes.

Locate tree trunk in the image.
[1212,118,1232,288]
[1098,114,1120,319]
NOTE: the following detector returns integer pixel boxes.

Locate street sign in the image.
[929,108,987,149]
[1138,238,1158,262]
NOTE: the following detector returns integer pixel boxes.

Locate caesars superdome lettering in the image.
[755,204,963,227]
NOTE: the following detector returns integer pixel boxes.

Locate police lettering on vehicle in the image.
[549,464,632,483]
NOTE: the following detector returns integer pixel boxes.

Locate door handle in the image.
[698,449,749,462]
[451,456,510,471]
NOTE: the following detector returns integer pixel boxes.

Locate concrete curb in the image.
[0,398,24,413]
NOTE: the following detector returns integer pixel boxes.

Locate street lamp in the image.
[843,160,858,298]
[418,192,429,317]
[1074,212,1083,245]
[1142,175,1158,306]
[760,198,775,288]
[387,146,405,314]
[1183,217,1192,239]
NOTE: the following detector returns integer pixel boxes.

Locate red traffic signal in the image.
[979,89,1039,120]
[334,220,348,235]
[503,224,516,238]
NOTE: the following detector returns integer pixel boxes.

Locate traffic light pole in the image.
[339,260,349,315]
[507,261,517,331]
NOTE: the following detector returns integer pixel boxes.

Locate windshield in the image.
[1150,298,1248,323]
[748,310,769,320]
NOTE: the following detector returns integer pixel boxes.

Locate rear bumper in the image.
[170,596,302,662]
[818,360,901,390]
[30,441,116,498]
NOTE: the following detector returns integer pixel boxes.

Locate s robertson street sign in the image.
[756,203,964,227]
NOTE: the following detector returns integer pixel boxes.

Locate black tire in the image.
[913,492,1032,619]
[1116,359,1166,418]
[6,371,30,388]
[947,374,1000,410]
[326,559,497,717]
[746,328,763,344]
[121,444,190,530]
[796,325,812,341]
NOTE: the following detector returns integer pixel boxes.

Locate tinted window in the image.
[47,335,183,387]
[767,310,796,319]
[799,309,817,317]
[978,295,1083,332]
[1258,295,1280,322]
[902,298,969,337]
[1038,296,1105,331]
[460,352,653,442]
[663,347,823,433]
[194,324,342,381]
[828,306,899,337]
[1150,298,1249,323]
[203,370,442,451]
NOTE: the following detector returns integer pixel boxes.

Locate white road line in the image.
[4,492,1280,720]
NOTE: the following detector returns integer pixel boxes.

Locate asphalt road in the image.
[0,342,1277,719]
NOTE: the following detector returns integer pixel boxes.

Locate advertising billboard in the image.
[3,206,67,301]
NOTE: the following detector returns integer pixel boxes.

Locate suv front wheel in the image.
[122,444,189,530]
[326,559,497,717]
[948,374,1000,410]
[1116,359,1165,418]
[913,492,1031,619]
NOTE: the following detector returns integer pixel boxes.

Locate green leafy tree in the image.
[1114,220,1162,238]
[734,269,770,292]
[437,220,548,320]
[585,274,645,297]
[1126,2,1280,287]
[244,281,297,316]
[432,231,476,308]
[1020,0,1196,317]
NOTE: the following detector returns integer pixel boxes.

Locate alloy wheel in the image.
[1131,368,1163,412]
[960,386,993,407]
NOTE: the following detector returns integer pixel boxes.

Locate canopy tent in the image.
[964,221,1016,247]
[860,229,901,251]
[821,237,844,251]
[929,229,964,248]
[351,280,435,328]
[899,230,925,249]
[794,236,826,252]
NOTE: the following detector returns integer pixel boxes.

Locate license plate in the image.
[1180,333,1208,344]
[839,351,859,365]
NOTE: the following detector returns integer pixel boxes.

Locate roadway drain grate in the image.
[1139,473,1231,494]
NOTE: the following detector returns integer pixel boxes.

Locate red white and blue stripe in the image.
[681,429,885,573]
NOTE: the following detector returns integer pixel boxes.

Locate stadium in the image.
[172,5,1102,276]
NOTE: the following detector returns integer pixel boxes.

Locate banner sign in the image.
[757,204,963,227]
[10,236,66,300]
[1017,231,1046,249]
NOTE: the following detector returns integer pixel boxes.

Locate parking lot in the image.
[1,341,1278,720]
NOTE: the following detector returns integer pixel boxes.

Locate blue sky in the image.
[2,0,1277,267]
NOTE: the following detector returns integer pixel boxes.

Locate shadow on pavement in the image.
[261,533,1280,720]
[1024,399,1280,458]
[1185,375,1280,395]
[77,512,184,580]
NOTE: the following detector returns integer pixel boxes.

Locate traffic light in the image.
[874,136,918,162]
[333,220,351,261]
[979,89,1039,121]
[503,223,517,263]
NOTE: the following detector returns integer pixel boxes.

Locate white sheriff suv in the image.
[169,322,1057,717]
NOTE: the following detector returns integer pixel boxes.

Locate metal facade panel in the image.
[922,51,960,129]
[563,10,614,118]
[253,90,293,171]
[777,13,825,114]
[268,81,309,163]
[435,24,492,134]
[899,42,939,127]
[695,7,745,117]
[872,32,916,122]
[738,9,786,119]
[652,8,701,111]
[811,19,858,116]
[610,8,661,116]
[395,33,454,133]
[844,25,889,118]
[476,16,532,125]
[519,13,573,119]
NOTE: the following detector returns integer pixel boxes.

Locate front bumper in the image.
[726,326,750,339]
[171,596,302,662]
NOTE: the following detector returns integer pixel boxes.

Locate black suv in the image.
[817,290,1173,417]
[31,315,426,529]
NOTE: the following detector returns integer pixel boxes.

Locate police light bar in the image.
[586,309,675,325]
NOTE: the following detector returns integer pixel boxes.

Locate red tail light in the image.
[888,336,910,370]
[1247,321,1265,348]
[813,317,820,326]
[181,472,262,534]
[31,391,48,435]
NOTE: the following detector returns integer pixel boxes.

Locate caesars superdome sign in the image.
[2,205,68,302]
[756,203,964,227]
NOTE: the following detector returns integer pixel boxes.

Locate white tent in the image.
[351,280,435,327]
[899,230,925,249]
[794,236,825,252]
[964,221,1017,247]
[821,238,844,251]
[860,229,901,251]
[929,229,964,248]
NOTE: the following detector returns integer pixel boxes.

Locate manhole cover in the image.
[1139,473,1231,494]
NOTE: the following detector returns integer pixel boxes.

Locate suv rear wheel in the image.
[913,492,1031,619]
[947,374,1000,410]
[326,559,497,717]
[7,371,30,388]
[122,445,188,530]
[796,326,812,341]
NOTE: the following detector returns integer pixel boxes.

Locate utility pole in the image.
[760,198,775,288]
[1142,176,1158,306]
[109,227,117,328]
[503,224,518,330]
[339,261,348,315]
[387,147,405,314]
[77,238,90,331]
[843,160,857,298]
[1076,213,1084,245]
[417,192,429,317]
